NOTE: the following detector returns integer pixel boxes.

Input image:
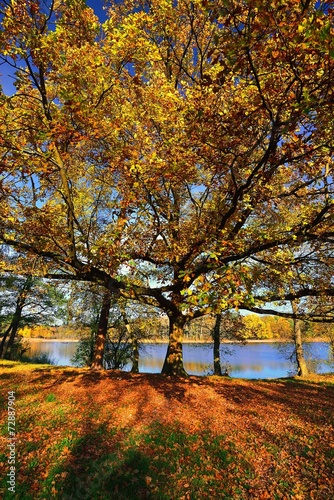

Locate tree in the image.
[291,299,309,376]
[118,300,163,372]
[242,314,271,340]
[0,246,66,358]
[104,325,133,370]
[0,274,34,358]
[0,271,66,359]
[211,311,245,376]
[91,290,112,369]
[69,282,159,370]
[312,320,334,356]
[262,316,293,339]
[0,0,333,375]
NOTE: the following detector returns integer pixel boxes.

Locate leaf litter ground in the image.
[0,362,333,499]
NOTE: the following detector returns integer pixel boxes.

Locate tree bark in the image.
[119,302,139,373]
[131,336,139,373]
[2,314,21,360]
[123,315,139,373]
[291,301,309,377]
[0,325,12,359]
[293,318,309,377]
[161,315,188,376]
[91,291,111,369]
[212,313,223,376]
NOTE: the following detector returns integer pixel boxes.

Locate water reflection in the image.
[25,340,333,379]
[26,341,78,366]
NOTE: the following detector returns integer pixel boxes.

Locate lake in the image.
[26,340,333,379]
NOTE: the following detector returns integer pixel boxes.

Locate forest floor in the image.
[0,361,333,500]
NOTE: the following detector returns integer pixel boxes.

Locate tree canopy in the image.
[0,0,333,373]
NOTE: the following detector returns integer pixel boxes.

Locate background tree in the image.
[312,321,334,356]
[0,274,33,359]
[70,282,160,370]
[262,316,293,339]
[211,311,246,376]
[242,314,271,340]
[242,241,334,375]
[291,299,309,376]
[0,272,66,359]
[118,300,163,372]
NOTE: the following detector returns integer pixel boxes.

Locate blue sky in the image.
[86,0,108,21]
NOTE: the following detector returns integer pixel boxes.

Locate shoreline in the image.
[25,338,79,343]
[24,337,328,344]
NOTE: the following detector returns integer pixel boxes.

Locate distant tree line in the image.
[17,312,334,343]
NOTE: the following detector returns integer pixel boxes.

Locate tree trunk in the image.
[3,315,21,360]
[161,315,187,376]
[0,325,12,359]
[131,336,139,373]
[212,313,223,376]
[91,291,111,370]
[123,316,139,373]
[293,318,309,377]
[291,301,309,377]
[119,302,139,373]
[328,331,334,358]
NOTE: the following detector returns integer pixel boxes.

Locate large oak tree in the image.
[0,0,333,374]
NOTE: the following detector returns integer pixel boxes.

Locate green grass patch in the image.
[45,393,57,403]
[29,423,237,500]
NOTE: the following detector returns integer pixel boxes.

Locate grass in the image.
[0,361,333,499]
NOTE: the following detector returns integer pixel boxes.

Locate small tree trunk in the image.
[161,315,187,376]
[327,331,334,358]
[0,326,12,359]
[212,313,223,376]
[131,337,139,373]
[294,319,309,377]
[123,317,139,373]
[119,302,139,373]
[291,301,309,377]
[91,291,111,370]
[3,317,21,360]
